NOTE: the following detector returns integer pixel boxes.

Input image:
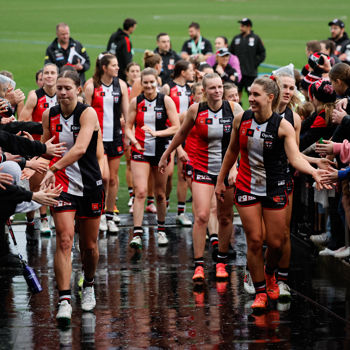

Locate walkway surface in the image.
[1,213,350,349]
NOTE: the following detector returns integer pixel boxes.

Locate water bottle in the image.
[22,262,43,294]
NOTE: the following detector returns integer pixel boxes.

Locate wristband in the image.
[49,165,58,173]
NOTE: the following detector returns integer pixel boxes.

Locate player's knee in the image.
[57,232,74,252]
[195,210,210,226]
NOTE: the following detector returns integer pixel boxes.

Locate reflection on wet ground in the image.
[1,213,350,349]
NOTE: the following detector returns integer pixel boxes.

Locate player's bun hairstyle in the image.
[253,76,281,112]
[93,53,116,88]
[172,60,191,79]
[57,69,80,88]
[141,68,158,82]
[143,50,161,69]
[329,62,350,88]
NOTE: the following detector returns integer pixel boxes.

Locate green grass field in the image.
[1,0,348,214]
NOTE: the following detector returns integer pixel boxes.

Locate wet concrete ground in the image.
[1,213,350,349]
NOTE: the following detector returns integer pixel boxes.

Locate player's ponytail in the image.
[92,53,116,88]
[253,76,281,112]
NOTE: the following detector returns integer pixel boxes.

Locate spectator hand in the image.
[16,130,34,141]
[4,152,22,162]
[215,64,225,76]
[44,136,66,157]
[319,166,339,186]
[336,98,348,111]
[26,158,49,173]
[315,157,337,170]
[332,108,347,125]
[32,184,63,206]
[315,139,333,156]
[21,168,35,180]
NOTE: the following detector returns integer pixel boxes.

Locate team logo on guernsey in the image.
[156,112,162,119]
[43,102,49,108]
[246,129,254,137]
[177,92,182,96]
[56,124,62,132]
[264,140,273,149]
[223,124,231,133]
[205,118,213,125]
[142,106,147,112]
[100,92,105,97]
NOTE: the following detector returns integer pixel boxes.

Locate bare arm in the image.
[129,78,142,101]
[119,79,130,123]
[158,103,198,173]
[293,111,301,147]
[84,82,94,106]
[215,113,242,200]
[18,90,37,121]
[125,97,139,147]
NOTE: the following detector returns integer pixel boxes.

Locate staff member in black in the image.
[154,32,181,85]
[181,22,213,61]
[45,23,90,85]
[229,18,266,102]
[328,19,350,64]
[107,18,137,81]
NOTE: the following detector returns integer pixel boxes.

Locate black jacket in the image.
[154,48,181,85]
[0,130,46,157]
[229,31,266,77]
[0,131,48,220]
[0,121,43,135]
[107,29,133,81]
[45,37,90,85]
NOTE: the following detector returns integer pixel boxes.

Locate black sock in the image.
[83,277,94,288]
[27,218,34,225]
[194,257,204,268]
[128,187,134,197]
[166,197,170,207]
[217,251,228,264]
[147,196,154,205]
[133,226,143,238]
[59,289,71,303]
[277,267,289,283]
[253,281,266,294]
[105,211,114,221]
[177,202,185,215]
[40,214,47,220]
[157,220,165,233]
[209,234,218,248]
[265,265,275,276]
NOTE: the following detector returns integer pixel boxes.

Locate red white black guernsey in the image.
[91,77,122,142]
[236,110,288,196]
[49,102,102,196]
[132,93,169,158]
[194,100,234,175]
[280,106,294,127]
[168,80,192,113]
[32,88,57,140]
[280,106,294,181]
